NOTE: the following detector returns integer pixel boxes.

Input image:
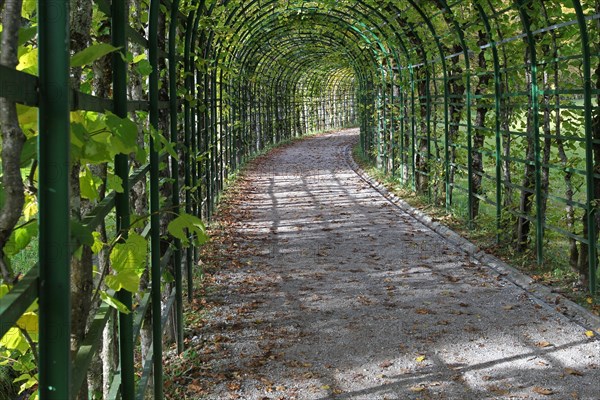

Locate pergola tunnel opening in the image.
[0,0,598,399]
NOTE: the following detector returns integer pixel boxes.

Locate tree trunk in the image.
[87,20,113,396]
[447,45,466,204]
[472,31,492,220]
[415,71,429,194]
[69,2,94,399]
[0,0,25,283]
[516,45,536,252]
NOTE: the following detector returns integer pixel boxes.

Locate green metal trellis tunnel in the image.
[0,0,598,399]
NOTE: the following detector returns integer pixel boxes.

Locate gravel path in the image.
[195,129,600,400]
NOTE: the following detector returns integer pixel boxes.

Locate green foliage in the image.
[167,213,209,247]
[70,43,121,67]
[106,233,148,294]
[0,285,39,400]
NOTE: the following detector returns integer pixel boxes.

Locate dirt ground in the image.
[166,129,600,400]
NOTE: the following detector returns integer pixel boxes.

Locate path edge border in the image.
[343,143,600,334]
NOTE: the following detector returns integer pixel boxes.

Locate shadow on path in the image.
[193,129,600,400]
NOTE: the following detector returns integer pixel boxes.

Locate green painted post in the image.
[38,1,71,398]
[409,66,416,191]
[573,0,597,294]
[169,0,184,353]
[474,2,503,244]
[183,10,195,302]
[517,0,544,266]
[112,0,135,398]
[149,0,164,398]
[425,67,432,202]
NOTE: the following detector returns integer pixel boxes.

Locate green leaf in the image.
[105,112,138,156]
[0,327,27,353]
[16,312,38,342]
[79,166,102,201]
[135,59,153,76]
[167,213,209,247]
[132,54,147,64]
[107,174,124,193]
[105,270,141,294]
[91,231,105,254]
[70,44,121,67]
[4,223,38,257]
[13,374,31,383]
[18,26,37,46]
[100,291,131,314]
[19,136,37,167]
[110,233,147,273]
[71,220,94,247]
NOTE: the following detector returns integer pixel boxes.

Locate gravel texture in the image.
[192,129,600,400]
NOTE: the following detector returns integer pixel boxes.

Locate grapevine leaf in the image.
[0,327,28,353]
[4,223,38,257]
[109,233,147,273]
[105,270,141,294]
[135,59,153,76]
[70,220,94,247]
[107,173,124,193]
[100,291,131,314]
[19,136,37,167]
[167,213,209,247]
[80,166,101,201]
[16,312,38,342]
[105,112,138,156]
[70,43,121,67]
[91,231,105,254]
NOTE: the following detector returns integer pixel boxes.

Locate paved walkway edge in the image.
[344,143,600,335]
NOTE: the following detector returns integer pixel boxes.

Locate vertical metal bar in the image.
[425,66,432,202]
[517,0,543,266]
[474,2,503,244]
[410,66,416,191]
[183,10,195,302]
[573,0,597,294]
[112,0,135,398]
[168,0,183,354]
[38,1,71,398]
[148,0,163,398]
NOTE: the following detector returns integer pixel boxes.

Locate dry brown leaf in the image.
[564,368,584,376]
[487,385,509,395]
[409,385,426,392]
[379,360,393,368]
[536,341,552,348]
[533,386,554,395]
[416,308,433,315]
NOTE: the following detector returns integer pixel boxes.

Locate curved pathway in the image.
[189,129,599,400]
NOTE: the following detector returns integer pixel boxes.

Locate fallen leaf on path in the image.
[535,341,553,348]
[533,387,554,395]
[409,385,425,392]
[379,360,393,368]
[416,308,434,315]
[487,385,510,395]
[564,368,584,376]
[415,355,426,362]
[584,330,595,338]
